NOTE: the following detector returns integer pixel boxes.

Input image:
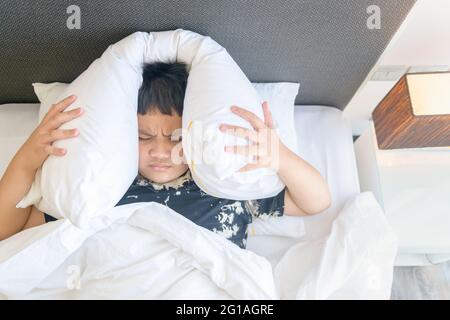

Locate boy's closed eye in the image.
[139,135,155,141]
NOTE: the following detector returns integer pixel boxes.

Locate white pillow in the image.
[18,35,144,227]
[0,104,39,178]
[132,30,294,199]
[19,30,299,227]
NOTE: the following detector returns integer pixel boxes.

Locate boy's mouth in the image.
[148,163,172,172]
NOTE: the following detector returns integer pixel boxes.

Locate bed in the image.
[0,102,396,299]
[0,0,416,299]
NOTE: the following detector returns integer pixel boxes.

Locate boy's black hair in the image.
[137,62,188,116]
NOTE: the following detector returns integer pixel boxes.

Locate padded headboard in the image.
[0,0,415,109]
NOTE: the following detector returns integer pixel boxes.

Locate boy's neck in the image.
[136,169,191,190]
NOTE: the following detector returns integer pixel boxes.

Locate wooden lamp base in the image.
[372,72,450,149]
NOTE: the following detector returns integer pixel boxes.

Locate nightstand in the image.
[354,122,450,266]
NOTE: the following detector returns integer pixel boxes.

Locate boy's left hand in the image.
[219,101,284,172]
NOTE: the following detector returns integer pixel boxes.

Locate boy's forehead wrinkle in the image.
[138,123,180,136]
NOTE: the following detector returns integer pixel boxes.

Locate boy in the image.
[0,62,331,249]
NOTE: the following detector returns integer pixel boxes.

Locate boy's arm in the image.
[220,102,331,216]
[0,95,83,241]
[0,152,41,240]
[276,144,331,216]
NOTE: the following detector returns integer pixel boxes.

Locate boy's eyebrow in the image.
[139,128,181,137]
[139,129,156,136]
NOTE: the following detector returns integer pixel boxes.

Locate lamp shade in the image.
[372,71,450,149]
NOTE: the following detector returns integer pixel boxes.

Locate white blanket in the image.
[0,192,397,299]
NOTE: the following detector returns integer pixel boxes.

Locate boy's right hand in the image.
[18,95,83,171]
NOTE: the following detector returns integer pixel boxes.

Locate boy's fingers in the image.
[48,107,84,129]
[224,144,258,156]
[46,128,79,142]
[230,106,265,130]
[262,101,275,128]
[44,145,67,156]
[47,95,77,117]
[219,124,257,142]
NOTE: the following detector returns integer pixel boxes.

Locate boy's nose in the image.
[148,140,172,159]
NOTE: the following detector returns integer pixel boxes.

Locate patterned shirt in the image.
[45,170,285,249]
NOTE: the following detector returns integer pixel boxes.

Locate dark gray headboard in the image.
[0,0,415,109]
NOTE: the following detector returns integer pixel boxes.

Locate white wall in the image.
[343,0,450,135]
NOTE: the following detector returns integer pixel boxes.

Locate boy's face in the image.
[138,110,188,183]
